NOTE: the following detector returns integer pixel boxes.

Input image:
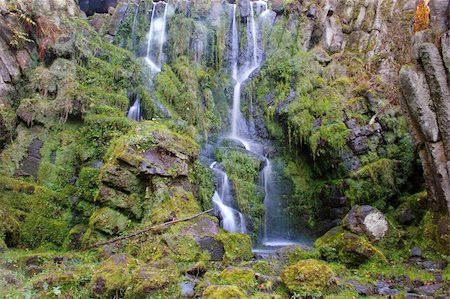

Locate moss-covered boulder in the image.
[88,207,129,235]
[281,259,337,298]
[96,186,142,219]
[125,259,179,298]
[220,267,256,294]
[90,254,137,298]
[314,226,387,266]
[214,232,253,263]
[203,285,246,299]
[162,233,204,263]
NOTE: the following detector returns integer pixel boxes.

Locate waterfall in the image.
[210,162,247,233]
[127,98,141,121]
[145,1,168,73]
[128,1,168,120]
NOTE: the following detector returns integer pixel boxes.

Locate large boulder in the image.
[314,226,387,266]
[343,205,389,241]
[281,259,337,298]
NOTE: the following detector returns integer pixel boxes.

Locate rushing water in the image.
[128,1,168,121]
[145,1,168,73]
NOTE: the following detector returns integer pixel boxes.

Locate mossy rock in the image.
[281,259,337,298]
[214,232,253,263]
[314,226,387,266]
[100,164,142,194]
[125,259,179,299]
[203,285,246,299]
[90,254,137,298]
[76,167,100,202]
[96,186,142,219]
[88,207,129,236]
[162,233,204,263]
[220,267,256,293]
[64,224,88,250]
[0,204,20,248]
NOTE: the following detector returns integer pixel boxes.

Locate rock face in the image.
[400,29,450,223]
[343,205,389,242]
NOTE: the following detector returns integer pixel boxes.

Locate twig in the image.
[83,208,213,250]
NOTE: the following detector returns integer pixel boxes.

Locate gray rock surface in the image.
[344,205,389,241]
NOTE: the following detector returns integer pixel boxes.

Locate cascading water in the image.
[128,1,168,121]
[210,162,246,233]
[211,1,299,249]
[127,98,141,121]
[145,1,168,73]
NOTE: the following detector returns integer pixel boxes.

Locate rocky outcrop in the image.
[400,38,450,220]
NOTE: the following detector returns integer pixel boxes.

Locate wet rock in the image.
[422,260,447,271]
[79,0,119,16]
[343,205,388,241]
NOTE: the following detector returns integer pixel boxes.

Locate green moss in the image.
[20,212,70,248]
[285,247,321,265]
[88,207,130,236]
[90,254,137,298]
[76,167,100,202]
[163,234,204,263]
[203,285,245,299]
[280,259,337,298]
[219,267,256,293]
[314,226,387,266]
[252,260,276,276]
[214,232,253,263]
[125,259,179,299]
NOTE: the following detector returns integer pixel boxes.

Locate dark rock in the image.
[79,0,119,17]
[348,135,369,154]
[307,4,317,19]
[101,164,142,193]
[343,205,388,241]
[26,265,42,277]
[377,280,401,296]
[410,247,422,257]
[17,139,43,178]
[422,260,447,271]
[416,283,444,296]
[197,237,225,261]
[270,0,285,15]
[108,2,129,36]
[139,147,189,177]
[346,279,375,296]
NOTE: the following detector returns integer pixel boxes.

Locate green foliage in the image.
[154,57,220,139]
[281,259,337,298]
[189,160,215,210]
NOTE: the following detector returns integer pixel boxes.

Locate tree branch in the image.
[83,209,214,250]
